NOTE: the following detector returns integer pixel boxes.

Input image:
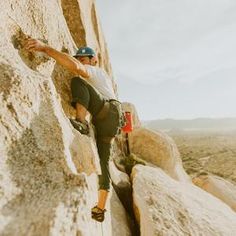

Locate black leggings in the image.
[71,77,121,190]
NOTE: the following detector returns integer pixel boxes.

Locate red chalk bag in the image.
[122,111,133,133]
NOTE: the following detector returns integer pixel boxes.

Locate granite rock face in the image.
[132,165,236,236]
[0,0,129,235]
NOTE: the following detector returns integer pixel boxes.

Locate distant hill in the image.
[144,118,236,132]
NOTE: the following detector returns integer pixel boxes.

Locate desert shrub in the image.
[120,153,146,175]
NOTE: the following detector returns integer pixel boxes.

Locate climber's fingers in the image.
[25,38,45,52]
[25,39,38,51]
[25,39,35,51]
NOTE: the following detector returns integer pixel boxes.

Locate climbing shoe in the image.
[91,206,106,222]
[69,119,89,135]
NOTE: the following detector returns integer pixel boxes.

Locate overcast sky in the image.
[96,0,236,120]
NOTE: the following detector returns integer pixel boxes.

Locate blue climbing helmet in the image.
[74,46,96,57]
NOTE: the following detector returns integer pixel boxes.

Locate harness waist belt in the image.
[95,101,110,120]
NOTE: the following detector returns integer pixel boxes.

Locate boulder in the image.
[193,174,236,212]
[129,127,190,182]
[132,165,236,236]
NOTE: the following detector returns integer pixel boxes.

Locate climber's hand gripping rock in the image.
[25,37,47,52]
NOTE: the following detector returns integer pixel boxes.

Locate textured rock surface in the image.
[132,165,236,236]
[110,189,132,236]
[0,0,129,235]
[193,174,236,212]
[129,127,190,182]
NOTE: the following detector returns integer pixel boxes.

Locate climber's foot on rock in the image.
[70,118,89,135]
[91,206,106,222]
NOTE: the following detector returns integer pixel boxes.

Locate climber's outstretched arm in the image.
[25,38,90,78]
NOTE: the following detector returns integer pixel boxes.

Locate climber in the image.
[25,38,123,222]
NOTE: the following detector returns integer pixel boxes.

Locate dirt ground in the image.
[169,130,236,183]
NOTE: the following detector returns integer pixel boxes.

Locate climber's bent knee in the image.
[71,77,90,109]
